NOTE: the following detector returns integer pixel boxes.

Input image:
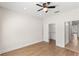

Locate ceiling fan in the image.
[36,2,56,13]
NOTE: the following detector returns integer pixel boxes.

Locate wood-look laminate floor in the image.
[1,40,79,56]
[66,38,79,54]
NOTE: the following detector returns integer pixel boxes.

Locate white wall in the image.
[43,8,79,47]
[0,8,43,54]
[43,14,65,47]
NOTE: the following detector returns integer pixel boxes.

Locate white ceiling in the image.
[0,2,79,19]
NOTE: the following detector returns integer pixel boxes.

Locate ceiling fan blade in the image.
[37,8,43,11]
[47,2,50,5]
[36,4,43,7]
[48,6,56,8]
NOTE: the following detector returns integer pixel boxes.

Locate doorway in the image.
[65,20,79,52]
[49,24,56,45]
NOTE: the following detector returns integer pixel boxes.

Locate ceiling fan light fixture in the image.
[36,2,56,13]
[43,7,48,12]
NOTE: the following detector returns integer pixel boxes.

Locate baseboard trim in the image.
[0,40,43,54]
